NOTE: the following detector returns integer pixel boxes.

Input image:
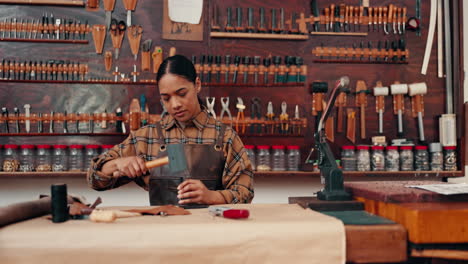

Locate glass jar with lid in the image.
[429,143,443,171]
[443,146,457,171]
[256,145,271,171]
[3,144,20,172]
[244,145,256,171]
[69,145,84,171]
[286,145,301,171]
[52,145,68,172]
[36,145,52,172]
[400,146,414,171]
[356,145,370,171]
[414,145,430,171]
[371,145,385,171]
[271,145,286,171]
[385,146,399,171]
[341,145,356,171]
[84,145,100,172]
[19,144,35,172]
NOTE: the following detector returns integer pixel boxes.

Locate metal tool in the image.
[37,113,43,133]
[258,7,266,33]
[250,97,262,133]
[242,56,250,83]
[215,55,221,83]
[104,0,116,29]
[208,206,249,219]
[263,57,271,84]
[1,107,8,133]
[373,82,389,134]
[123,0,137,26]
[292,105,301,134]
[279,101,288,134]
[75,112,80,133]
[235,97,246,134]
[390,83,408,138]
[408,82,428,142]
[206,97,216,119]
[266,101,274,133]
[24,104,30,133]
[224,55,231,83]
[89,112,95,133]
[311,0,320,31]
[235,7,243,32]
[219,97,232,121]
[49,111,54,133]
[253,56,260,84]
[226,7,234,32]
[13,107,20,133]
[247,7,254,33]
[63,110,68,133]
[232,56,241,83]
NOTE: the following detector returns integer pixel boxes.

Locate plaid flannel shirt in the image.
[87,109,254,204]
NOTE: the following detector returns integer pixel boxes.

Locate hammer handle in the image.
[145,156,169,169]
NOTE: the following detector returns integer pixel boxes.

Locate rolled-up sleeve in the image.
[219,129,254,204]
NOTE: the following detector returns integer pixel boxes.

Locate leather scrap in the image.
[125,205,191,216]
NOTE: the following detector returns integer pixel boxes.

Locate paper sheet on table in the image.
[406,183,468,195]
[168,0,203,24]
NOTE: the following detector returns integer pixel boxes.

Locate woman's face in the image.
[159,73,201,122]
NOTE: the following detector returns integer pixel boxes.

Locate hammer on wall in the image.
[408,82,427,142]
[390,82,408,138]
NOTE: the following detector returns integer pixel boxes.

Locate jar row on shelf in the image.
[340,143,457,172]
[244,145,301,171]
[0,144,113,172]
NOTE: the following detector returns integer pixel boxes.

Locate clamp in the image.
[279,101,289,134]
[250,97,262,134]
[206,97,216,119]
[266,101,275,134]
[219,97,232,121]
[235,97,246,134]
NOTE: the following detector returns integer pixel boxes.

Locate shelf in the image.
[310,32,368,37]
[0,132,127,136]
[0,38,89,44]
[0,171,462,178]
[0,0,85,6]
[203,82,305,87]
[210,32,309,40]
[313,59,408,64]
[0,79,156,85]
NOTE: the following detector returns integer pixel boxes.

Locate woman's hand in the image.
[177,179,224,205]
[102,156,148,178]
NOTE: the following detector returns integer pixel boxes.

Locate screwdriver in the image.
[242,56,250,83]
[263,57,271,84]
[232,55,241,83]
[273,56,281,84]
[200,55,206,82]
[284,56,293,83]
[206,55,213,83]
[253,56,260,84]
[224,55,231,83]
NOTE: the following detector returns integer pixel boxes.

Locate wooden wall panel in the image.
[0,0,463,169]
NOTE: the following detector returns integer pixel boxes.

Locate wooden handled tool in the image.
[346,108,356,143]
[122,0,138,26]
[373,81,389,134]
[390,82,408,138]
[90,209,142,223]
[335,92,347,133]
[408,82,427,142]
[355,80,368,139]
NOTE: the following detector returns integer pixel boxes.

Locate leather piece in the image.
[126,205,190,215]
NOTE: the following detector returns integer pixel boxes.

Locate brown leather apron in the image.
[148,122,226,206]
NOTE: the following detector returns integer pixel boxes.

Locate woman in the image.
[87,55,254,206]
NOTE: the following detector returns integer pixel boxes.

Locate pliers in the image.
[206,97,216,119]
[235,97,246,134]
[279,101,289,134]
[219,97,232,123]
[250,97,262,134]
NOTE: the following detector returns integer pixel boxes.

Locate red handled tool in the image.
[209,206,249,219]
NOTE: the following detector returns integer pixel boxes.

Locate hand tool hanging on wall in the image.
[75,112,80,133]
[23,104,30,133]
[373,82,389,134]
[292,105,301,134]
[110,20,126,59]
[263,57,271,84]
[390,82,408,138]
[231,55,241,83]
[235,7,244,32]
[211,4,220,32]
[279,102,289,134]
[214,55,221,83]
[219,97,232,123]
[310,81,327,132]
[250,98,262,133]
[37,113,43,133]
[127,25,142,60]
[225,7,234,32]
[355,80,369,139]
[311,0,320,32]
[1,107,8,133]
[141,39,152,72]
[235,97,246,134]
[122,0,137,27]
[206,97,216,118]
[115,107,125,133]
[223,55,231,83]
[63,110,68,133]
[103,0,116,29]
[206,55,213,83]
[242,56,250,83]
[49,111,54,133]
[408,82,427,142]
[258,7,267,33]
[246,7,255,33]
[91,25,106,54]
[335,90,347,133]
[104,51,112,72]
[152,46,163,74]
[130,64,139,82]
[346,108,356,143]
[13,107,20,133]
[421,0,436,75]
[266,101,274,134]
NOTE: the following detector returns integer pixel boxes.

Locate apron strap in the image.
[215,121,226,150]
[155,122,165,142]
